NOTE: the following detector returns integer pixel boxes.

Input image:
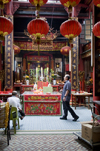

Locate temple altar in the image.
[21,85,34,94]
[22,91,61,115]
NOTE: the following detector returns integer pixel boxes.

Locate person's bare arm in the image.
[63,90,69,101]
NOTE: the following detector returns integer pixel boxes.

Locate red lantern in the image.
[27,18,49,55]
[27,18,49,39]
[0,16,13,41]
[60,0,80,12]
[93,21,100,38]
[0,0,11,9]
[60,19,82,43]
[93,0,100,7]
[60,46,71,56]
[13,44,20,55]
[29,0,48,10]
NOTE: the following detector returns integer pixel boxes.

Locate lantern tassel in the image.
[0,35,5,41]
[36,4,40,11]
[70,44,73,58]
[38,44,40,56]
[0,2,4,10]
[69,37,73,44]
[35,10,39,18]
[37,36,40,56]
[68,5,72,13]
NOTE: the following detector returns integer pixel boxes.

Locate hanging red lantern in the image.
[29,0,48,10]
[0,0,11,9]
[27,18,49,55]
[13,44,20,55]
[93,21,100,38]
[0,16,13,41]
[60,19,82,43]
[93,0,100,7]
[60,0,80,12]
[27,18,49,40]
[60,46,71,56]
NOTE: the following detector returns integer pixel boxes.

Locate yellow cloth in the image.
[5,102,9,128]
[0,102,9,128]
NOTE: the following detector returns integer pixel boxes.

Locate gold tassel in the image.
[38,44,40,56]
[36,4,40,11]
[0,2,4,10]
[0,39,3,54]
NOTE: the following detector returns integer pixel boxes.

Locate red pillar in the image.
[4,0,13,92]
[0,42,2,91]
[93,5,100,114]
[93,67,100,114]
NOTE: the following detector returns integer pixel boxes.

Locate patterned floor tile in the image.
[0,134,95,151]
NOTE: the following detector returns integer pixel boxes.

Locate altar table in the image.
[14,83,22,94]
[72,92,92,109]
[0,91,12,102]
[21,85,34,94]
[52,85,59,92]
[22,91,61,115]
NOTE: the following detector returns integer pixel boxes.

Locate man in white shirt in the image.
[7,91,25,120]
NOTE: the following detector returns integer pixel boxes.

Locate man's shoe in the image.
[73,116,79,121]
[60,116,67,120]
[20,116,24,120]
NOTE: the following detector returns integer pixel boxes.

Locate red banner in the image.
[5,16,13,90]
[24,102,61,115]
[65,64,69,71]
[27,56,49,61]
[24,95,61,101]
[14,41,67,51]
[71,37,78,89]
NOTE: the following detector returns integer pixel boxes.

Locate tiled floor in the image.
[6,94,93,131]
[10,106,92,131]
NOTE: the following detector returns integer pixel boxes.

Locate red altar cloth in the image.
[37,81,48,89]
[23,92,61,115]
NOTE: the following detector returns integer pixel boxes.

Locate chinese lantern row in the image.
[92,0,100,38]
[60,0,82,56]
[60,0,100,56]
[0,0,13,40]
[0,0,20,54]
[27,0,49,55]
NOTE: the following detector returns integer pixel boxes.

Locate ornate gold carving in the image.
[0,70,4,81]
[78,71,84,82]
[24,27,59,50]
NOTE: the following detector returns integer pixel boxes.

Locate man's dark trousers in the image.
[63,101,78,118]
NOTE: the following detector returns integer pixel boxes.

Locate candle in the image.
[36,67,38,81]
[41,67,43,77]
[47,67,49,75]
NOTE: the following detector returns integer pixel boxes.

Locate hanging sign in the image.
[5,16,13,89]
[27,56,49,61]
[71,36,78,89]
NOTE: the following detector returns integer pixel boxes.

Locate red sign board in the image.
[27,56,49,61]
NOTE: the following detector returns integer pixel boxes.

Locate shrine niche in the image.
[26,56,49,82]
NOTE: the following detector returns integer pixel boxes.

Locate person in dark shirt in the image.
[60,74,79,121]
